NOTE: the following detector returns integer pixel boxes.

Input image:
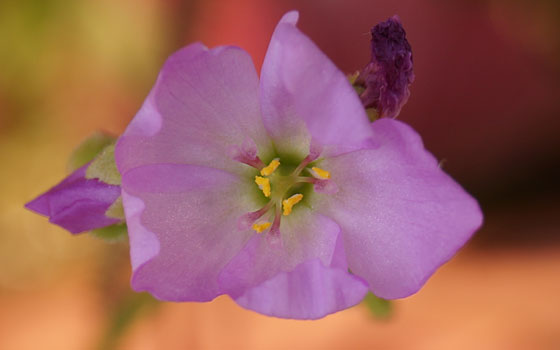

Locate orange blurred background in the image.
[1,0,559,349]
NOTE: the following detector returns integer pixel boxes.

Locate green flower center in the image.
[250,156,330,234]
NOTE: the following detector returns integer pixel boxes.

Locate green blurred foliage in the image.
[0,0,169,291]
[0,0,165,134]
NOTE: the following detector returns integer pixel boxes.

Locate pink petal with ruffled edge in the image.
[116,43,272,177]
[220,211,368,318]
[317,118,483,298]
[235,259,368,320]
[259,11,374,158]
[219,210,340,298]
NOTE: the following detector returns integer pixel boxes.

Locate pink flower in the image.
[115,11,482,319]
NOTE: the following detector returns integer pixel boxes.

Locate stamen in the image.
[229,139,265,169]
[252,222,271,233]
[313,179,338,194]
[282,194,303,216]
[260,158,280,176]
[307,142,322,162]
[255,176,271,197]
[292,144,323,176]
[310,167,331,179]
[293,175,338,194]
[294,176,317,184]
[292,159,310,176]
[237,201,274,230]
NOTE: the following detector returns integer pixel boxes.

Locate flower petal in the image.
[235,259,369,320]
[121,163,257,301]
[25,165,121,234]
[121,191,160,271]
[116,43,272,176]
[318,118,483,299]
[220,209,367,319]
[260,11,374,157]
[218,210,340,299]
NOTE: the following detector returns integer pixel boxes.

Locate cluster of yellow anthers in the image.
[251,158,330,234]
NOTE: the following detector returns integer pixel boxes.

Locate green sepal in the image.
[366,108,379,122]
[105,196,125,220]
[347,71,364,95]
[363,292,392,319]
[347,71,360,85]
[67,132,116,172]
[86,143,122,185]
[90,223,128,242]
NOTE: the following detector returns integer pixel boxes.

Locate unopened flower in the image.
[25,163,121,234]
[115,11,482,319]
[26,136,124,234]
[355,15,414,118]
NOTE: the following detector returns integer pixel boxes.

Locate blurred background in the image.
[1,0,559,349]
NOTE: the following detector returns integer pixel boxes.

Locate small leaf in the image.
[105,197,125,220]
[68,132,116,172]
[86,143,121,185]
[363,292,392,319]
[90,223,127,242]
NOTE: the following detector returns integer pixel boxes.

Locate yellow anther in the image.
[260,158,280,176]
[282,194,303,216]
[252,221,271,233]
[311,166,331,179]
[255,176,271,197]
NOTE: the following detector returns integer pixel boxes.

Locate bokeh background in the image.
[1,0,559,349]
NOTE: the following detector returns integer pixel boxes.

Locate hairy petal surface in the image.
[121,163,257,301]
[317,119,483,298]
[25,164,121,234]
[116,43,272,176]
[260,11,373,157]
[235,259,369,320]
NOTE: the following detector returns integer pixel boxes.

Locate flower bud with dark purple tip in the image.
[355,15,414,119]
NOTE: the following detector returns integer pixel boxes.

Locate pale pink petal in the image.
[317,118,483,298]
[259,11,374,158]
[219,210,340,298]
[116,43,272,176]
[235,259,368,320]
[122,163,257,301]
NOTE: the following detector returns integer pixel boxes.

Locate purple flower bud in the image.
[25,164,122,234]
[357,15,414,118]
